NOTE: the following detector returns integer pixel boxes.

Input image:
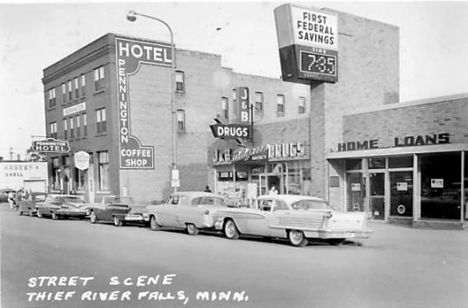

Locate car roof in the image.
[48,194,81,198]
[257,194,327,203]
[171,191,222,198]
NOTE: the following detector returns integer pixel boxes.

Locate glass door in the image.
[369,172,385,220]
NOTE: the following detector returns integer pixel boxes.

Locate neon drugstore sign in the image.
[115,37,172,169]
[213,141,306,164]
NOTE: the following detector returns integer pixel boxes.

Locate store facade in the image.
[327,94,468,228]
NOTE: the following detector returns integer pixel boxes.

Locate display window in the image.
[420,152,466,220]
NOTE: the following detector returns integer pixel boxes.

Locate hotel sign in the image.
[31,138,70,153]
[115,37,172,169]
[274,4,338,84]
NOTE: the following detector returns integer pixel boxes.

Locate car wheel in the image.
[327,238,346,246]
[186,223,199,236]
[149,215,161,231]
[114,216,123,227]
[288,230,308,247]
[224,219,240,240]
[90,212,98,224]
[51,212,58,220]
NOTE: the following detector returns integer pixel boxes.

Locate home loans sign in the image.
[274,4,338,84]
[115,37,172,169]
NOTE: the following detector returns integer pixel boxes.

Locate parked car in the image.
[146,191,228,235]
[36,194,87,220]
[213,194,372,247]
[0,188,16,203]
[17,192,47,216]
[88,195,149,227]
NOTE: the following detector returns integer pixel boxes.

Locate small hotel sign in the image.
[31,138,70,153]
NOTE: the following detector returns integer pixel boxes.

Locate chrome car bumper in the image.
[123,213,149,222]
[305,229,373,239]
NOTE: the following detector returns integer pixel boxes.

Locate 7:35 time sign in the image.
[299,50,337,80]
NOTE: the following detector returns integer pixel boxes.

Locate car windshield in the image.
[291,200,329,210]
[59,197,84,204]
[106,196,133,204]
[191,196,226,206]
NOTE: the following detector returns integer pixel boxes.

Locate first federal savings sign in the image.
[115,36,173,169]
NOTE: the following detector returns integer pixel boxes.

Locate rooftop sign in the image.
[274,4,338,84]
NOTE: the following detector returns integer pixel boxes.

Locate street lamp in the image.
[126,10,178,192]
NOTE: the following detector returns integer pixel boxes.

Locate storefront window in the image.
[74,168,85,191]
[52,157,60,190]
[346,159,362,170]
[390,171,413,217]
[389,156,413,168]
[420,152,464,220]
[368,157,385,169]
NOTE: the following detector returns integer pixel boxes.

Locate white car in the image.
[146,191,228,235]
[214,194,372,247]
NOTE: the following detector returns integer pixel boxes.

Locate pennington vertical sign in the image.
[116,37,172,169]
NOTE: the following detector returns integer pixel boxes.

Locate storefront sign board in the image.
[31,138,70,153]
[237,87,251,124]
[274,4,338,84]
[74,151,90,171]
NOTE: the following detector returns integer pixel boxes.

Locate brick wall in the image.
[342,98,468,146]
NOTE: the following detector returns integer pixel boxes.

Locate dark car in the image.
[88,195,149,227]
[36,194,87,220]
[17,192,47,216]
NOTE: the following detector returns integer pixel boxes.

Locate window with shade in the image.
[277,94,285,116]
[175,71,185,93]
[94,66,105,92]
[48,88,56,108]
[255,92,264,114]
[177,109,186,132]
[298,96,306,114]
[96,108,106,134]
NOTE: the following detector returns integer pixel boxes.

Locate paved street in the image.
[1,203,467,308]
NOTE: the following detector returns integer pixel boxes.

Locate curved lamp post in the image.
[127,10,178,192]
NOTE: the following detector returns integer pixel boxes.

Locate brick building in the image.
[42,7,466,227]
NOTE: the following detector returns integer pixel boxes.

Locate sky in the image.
[1,1,467,159]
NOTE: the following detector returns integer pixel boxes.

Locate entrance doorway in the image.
[369,172,385,220]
